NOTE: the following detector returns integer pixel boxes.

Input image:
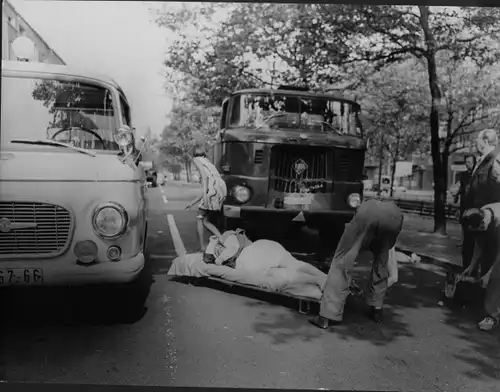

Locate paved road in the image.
[1,182,499,391]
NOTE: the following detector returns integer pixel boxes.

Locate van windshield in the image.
[1,76,121,151]
[228,93,362,136]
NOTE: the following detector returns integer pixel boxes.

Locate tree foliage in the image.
[438,55,500,155]
[154,4,500,231]
[160,100,220,177]
[338,5,500,233]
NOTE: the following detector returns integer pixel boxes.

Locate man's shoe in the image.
[368,306,384,323]
[309,316,341,329]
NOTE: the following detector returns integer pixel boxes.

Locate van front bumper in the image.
[0,251,145,287]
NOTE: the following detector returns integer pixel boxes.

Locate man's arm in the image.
[463,237,483,276]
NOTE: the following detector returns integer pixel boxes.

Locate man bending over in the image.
[310,199,404,329]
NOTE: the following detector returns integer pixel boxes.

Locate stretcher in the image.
[173,274,363,315]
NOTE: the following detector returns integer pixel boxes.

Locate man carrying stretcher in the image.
[310,199,404,329]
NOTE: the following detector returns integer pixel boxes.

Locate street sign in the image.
[395,161,413,177]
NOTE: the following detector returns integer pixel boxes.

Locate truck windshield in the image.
[1,76,121,151]
[229,93,362,136]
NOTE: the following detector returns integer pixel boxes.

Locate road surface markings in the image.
[167,214,187,256]
[160,186,169,204]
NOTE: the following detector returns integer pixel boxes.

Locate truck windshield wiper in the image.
[321,121,343,136]
[255,113,287,131]
[10,139,96,157]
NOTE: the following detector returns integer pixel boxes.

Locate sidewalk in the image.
[397,214,462,268]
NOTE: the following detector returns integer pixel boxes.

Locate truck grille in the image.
[269,146,333,193]
[254,149,264,164]
[0,201,73,258]
[334,148,365,181]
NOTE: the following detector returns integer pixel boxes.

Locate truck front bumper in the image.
[223,205,355,224]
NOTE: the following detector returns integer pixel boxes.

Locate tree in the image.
[155,4,500,232]
[438,55,500,158]
[154,3,374,106]
[160,100,220,182]
[338,5,500,233]
[361,61,429,196]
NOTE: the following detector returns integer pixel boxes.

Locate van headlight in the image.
[232,185,251,204]
[92,202,129,239]
[347,193,361,208]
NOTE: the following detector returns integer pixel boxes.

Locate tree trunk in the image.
[419,6,447,234]
[184,158,191,183]
[377,133,384,196]
[389,135,400,198]
[429,100,447,233]
[390,158,397,198]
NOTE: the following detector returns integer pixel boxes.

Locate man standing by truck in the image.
[454,154,477,274]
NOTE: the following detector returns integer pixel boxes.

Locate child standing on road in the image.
[186,148,227,252]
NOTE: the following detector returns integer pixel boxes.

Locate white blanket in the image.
[168,240,325,300]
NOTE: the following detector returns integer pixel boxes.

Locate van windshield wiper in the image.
[10,139,96,157]
[255,113,287,131]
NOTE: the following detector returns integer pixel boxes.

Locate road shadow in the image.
[0,258,155,328]
[255,257,500,380]
[171,257,499,380]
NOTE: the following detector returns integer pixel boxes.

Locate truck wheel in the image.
[319,223,345,253]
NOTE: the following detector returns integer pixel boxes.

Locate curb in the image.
[395,245,462,271]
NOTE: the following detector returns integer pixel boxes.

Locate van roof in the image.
[1,60,122,91]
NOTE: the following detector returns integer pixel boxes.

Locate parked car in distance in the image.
[146,170,158,187]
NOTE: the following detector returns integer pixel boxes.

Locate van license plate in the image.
[0,268,43,286]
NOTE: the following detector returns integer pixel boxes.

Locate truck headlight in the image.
[232,185,251,204]
[347,193,361,208]
[92,202,129,239]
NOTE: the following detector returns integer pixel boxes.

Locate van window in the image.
[1,76,120,151]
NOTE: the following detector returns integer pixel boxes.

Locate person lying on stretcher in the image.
[202,230,366,294]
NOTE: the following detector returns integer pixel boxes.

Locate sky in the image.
[9,0,175,138]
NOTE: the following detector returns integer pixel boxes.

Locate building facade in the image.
[2,0,65,64]
[364,106,500,191]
